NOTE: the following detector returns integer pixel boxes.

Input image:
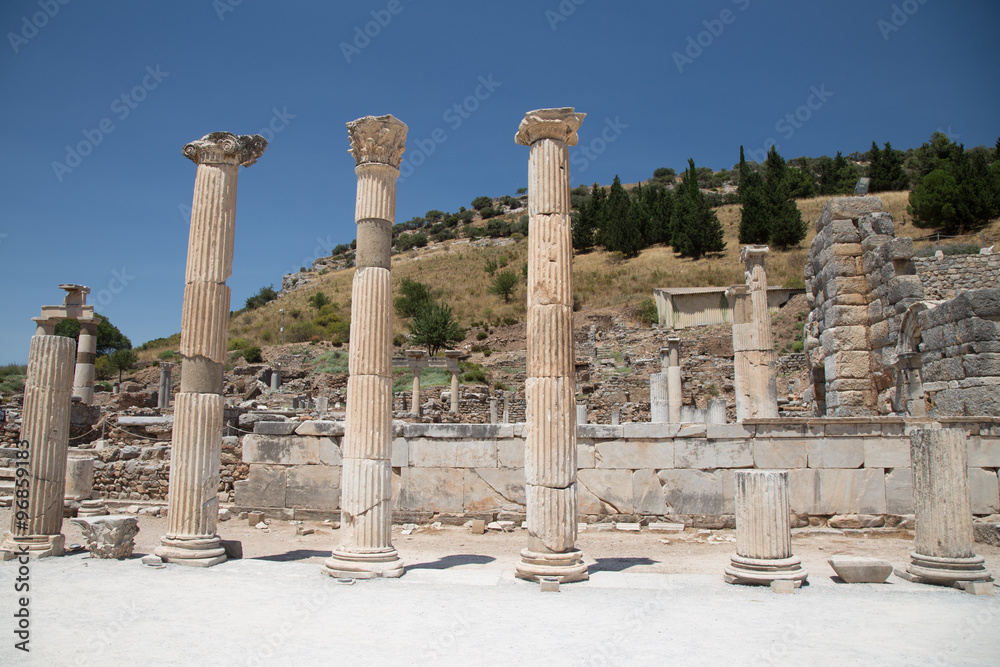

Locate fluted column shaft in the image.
[411,367,421,415]
[158,363,172,410]
[515,107,587,583]
[450,372,460,413]
[650,372,669,423]
[725,470,807,585]
[72,321,97,405]
[740,246,779,419]
[3,334,75,557]
[906,428,992,585]
[158,132,266,567]
[325,115,407,580]
[667,337,682,423]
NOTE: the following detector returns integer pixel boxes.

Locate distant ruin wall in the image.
[915,254,1000,300]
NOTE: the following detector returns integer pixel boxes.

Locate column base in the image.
[515,548,589,583]
[903,552,993,587]
[155,536,227,567]
[77,499,110,517]
[1,532,66,558]
[724,554,808,586]
[322,547,404,579]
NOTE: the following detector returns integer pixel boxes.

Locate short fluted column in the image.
[739,246,779,419]
[906,428,992,586]
[2,332,76,557]
[157,362,173,410]
[515,107,588,583]
[324,115,407,580]
[73,320,98,405]
[725,470,807,586]
[157,132,266,567]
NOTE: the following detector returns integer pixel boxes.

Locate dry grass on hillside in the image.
[138,189,999,358]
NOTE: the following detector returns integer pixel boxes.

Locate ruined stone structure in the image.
[66,285,99,406]
[666,336,682,423]
[157,363,173,410]
[405,349,428,415]
[515,107,588,583]
[323,115,407,580]
[445,350,462,413]
[905,428,993,586]
[724,470,807,586]
[649,348,669,423]
[729,246,778,421]
[914,252,1000,300]
[156,132,267,567]
[806,196,1000,418]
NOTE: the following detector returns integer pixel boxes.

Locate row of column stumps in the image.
[322,115,408,579]
[155,132,267,567]
[514,107,589,583]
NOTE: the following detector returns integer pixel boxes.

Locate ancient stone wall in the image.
[805,197,925,416]
[231,418,1000,523]
[914,253,1000,300]
[917,288,1000,417]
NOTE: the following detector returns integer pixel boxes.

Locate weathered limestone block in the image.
[397,467,464,513]
[753,439,808,469]
[675,439,752,469]
[577,469,634,515]
[807,438,864,468]
[969,468,1000,515]
[828,556,892,584]
[787,468,886,515]
[725,470,807,586]
[71,516,139,559]
[863,437,910,468]
[242,434,319,465]
[234,465,286,508]
[632,469,668,514]
[285,465,342,509]
[408,438,496,468]
[906,428,993,586]
[294,420,345,437]
[658,469,729,515]
[885,467,913,514]
[463,469,525,513]
[968,437,1000,467]
[595,439,673,469]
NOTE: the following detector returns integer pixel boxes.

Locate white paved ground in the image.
[1,551,998,666]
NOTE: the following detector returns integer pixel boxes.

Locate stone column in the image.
[445,350,461,413]
[515,107,588,583]
[73,318,98,405]
[610,409,620,426]
[667,336,682,424]
[2,324,75,557]
[724,470,807,586]
[650,347,669,423]
[324,115,407,580]
[156,132,266,567]
[576,403,587,425]
[405,350,425,415]
[745,246,779,418]
[489,397,498,424]
[906,429,992,586]
[897,352,927,418]
[157,363,173,410]
[270,365,281,392]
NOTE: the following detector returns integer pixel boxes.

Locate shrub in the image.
[476,331,488,341]
[485,218,509,236]
[157,350,180,361]
[308,292,331,310]
[502,316,518,326]
[243,346,263,363]
[395,278,433,318]
[479,206,497,220]
[791,340,804,353]
[228,338,251,351]
[471,196,492,211]
[461,365,488,384]
[488,270,519,303]
[287,321,323,343]
[245,285,278,310]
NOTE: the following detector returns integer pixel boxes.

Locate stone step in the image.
[0,467,15,480]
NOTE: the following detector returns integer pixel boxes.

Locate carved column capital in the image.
[515,107,586,146]
[346,115,408,168]
[183,132,267,167]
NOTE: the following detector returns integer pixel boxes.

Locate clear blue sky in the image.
[1,1,997,363]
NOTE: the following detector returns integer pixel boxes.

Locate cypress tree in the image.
[868,141,885,191]
[738,146,770,244]
[674,159,725,259]
[763,146,806,249]
[603,175,642,257]
[589,184,608,247]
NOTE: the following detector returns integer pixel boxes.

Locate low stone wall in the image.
[233,417,1000,523]
[915,253,1000,300]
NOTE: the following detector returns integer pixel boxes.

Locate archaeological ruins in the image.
[1,110,997,594]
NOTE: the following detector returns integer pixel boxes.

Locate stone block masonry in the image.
[230,417,1000,524]
[914,253,1000,301]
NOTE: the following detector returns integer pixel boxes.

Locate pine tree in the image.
[738,146,770,244]
[602,176,643,257]
[572,184,598,252]
[589,184,608,247]
[645,186,673,245]
[673,159,725,259]
[763,146,807,249]
[881,141,907,191]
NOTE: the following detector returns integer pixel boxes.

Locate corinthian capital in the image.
[515,107,586,146]
[183,132,268,167]
[346,115,407,168]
